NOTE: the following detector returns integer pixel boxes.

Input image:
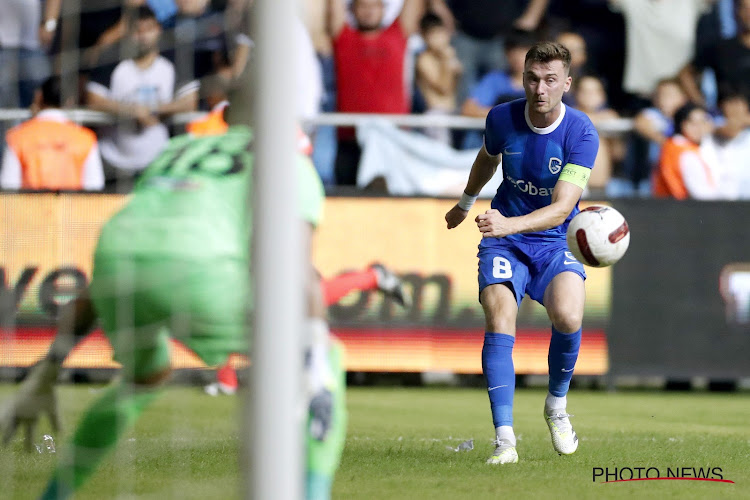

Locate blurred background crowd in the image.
[1,0,750,199]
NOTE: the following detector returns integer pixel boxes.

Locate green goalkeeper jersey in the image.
[96,125,324,260]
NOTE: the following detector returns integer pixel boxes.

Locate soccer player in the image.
[444,41,599,464]
[0,126,345,500]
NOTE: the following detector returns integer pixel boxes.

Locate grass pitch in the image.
[0,384,748,499]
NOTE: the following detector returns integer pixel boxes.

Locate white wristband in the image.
[457,191,478,210]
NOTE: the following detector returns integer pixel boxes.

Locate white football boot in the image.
[486,438,519,465]
[544,407,578,455]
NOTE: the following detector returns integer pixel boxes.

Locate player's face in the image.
[523,60,572,115]
[353,0,385,32]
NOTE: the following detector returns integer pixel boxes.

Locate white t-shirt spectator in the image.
[701,130,750,199]
[87,56,196,171]
[610,0,709,96]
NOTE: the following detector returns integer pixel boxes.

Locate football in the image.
[566,205,630,267]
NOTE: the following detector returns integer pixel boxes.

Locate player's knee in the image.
[549,309,583,333]
[485,314,515,334]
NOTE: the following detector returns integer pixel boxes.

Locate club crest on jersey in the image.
[548,157,563,174]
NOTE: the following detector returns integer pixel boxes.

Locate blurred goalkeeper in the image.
[0,125,346,500]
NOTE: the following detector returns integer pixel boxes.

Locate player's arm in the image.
[477,170,587,238]
[445,145,500,229]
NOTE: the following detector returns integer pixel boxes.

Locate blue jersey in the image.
[483,99,599,244]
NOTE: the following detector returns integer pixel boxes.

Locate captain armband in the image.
[558,163,591,190]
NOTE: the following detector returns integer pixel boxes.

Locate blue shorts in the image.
[478,237,586,308]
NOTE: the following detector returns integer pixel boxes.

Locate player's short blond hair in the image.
[525,42,572,73]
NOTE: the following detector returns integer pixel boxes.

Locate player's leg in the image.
[541,271,585,455]
[529,244,587,455]
[41,325,172,500]
[306,339,347,500]
[208,262,410,395]
[322,263,410,307]
[477,244,529,464]
[40,253,179,499]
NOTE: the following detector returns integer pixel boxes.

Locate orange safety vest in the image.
[187,102,315,155]
[652,135,714,199]
[187,102,230,137]
[5,115,97,190]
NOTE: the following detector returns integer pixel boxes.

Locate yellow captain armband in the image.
[558,163,591,190]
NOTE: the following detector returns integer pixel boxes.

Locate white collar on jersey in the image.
[524,101,566,135]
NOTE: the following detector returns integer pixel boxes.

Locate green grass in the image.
[1,385,748,499]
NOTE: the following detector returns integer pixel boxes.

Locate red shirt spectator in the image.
[334,20,409,119]
[327,0,426,185]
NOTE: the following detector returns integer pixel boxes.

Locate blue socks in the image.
[547,326,582,397]
[482,332,515,428]
[483,327,581,429]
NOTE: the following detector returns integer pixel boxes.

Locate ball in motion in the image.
[566,205,630,267]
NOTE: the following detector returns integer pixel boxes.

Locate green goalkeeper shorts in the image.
[89,252,250,374]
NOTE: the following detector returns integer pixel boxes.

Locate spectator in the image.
[327,0,427,185]
[166,0,252,86]
[0,0,52,157]
[86,6,198,186]
[1,76,104,191]
[556,31,588,80]
[460,30,535,149]
[187,75,230,136]
[572,74,622,192]
[415,13,462,143]
[448,0,551,103]
[85,0,179,68]
[622,78,687,195]
[546,0,628,110]
[701,85,750,198]
[652,103,719,199]
[0,0,51,109]
[608,0,714,112]
[461,30,534,119]
[679,0,750,109]
[555,30,589,107]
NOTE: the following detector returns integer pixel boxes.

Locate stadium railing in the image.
[0,109,635,137]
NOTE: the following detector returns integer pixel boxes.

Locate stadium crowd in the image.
[1,0,750,198]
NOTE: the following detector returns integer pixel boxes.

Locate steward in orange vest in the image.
[1,77,104,191]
